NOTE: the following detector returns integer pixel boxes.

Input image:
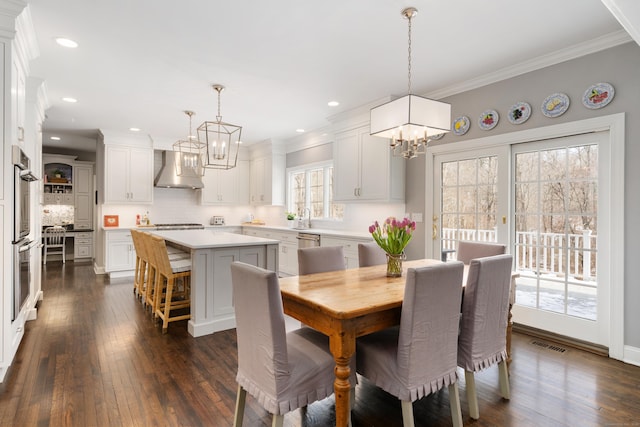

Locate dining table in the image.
[278,258,517,427]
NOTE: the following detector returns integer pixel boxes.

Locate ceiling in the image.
[28,0,629,152]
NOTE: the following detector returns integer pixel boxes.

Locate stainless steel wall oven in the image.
[12,145,37,320]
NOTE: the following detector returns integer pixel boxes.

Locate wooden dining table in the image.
[278,259,517,427]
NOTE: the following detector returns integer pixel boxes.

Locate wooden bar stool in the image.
[141,232,159,311]
[130,230,147,300]
[149,234,191,333]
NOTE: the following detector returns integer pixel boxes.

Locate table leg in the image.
[329,331,355,427]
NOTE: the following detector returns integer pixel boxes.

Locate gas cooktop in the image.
[154,223,205,230]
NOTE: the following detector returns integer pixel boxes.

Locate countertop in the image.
[239,224,373,240]
[150,229,280,249]
[103,224,372,241]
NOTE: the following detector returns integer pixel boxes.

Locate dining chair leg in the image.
[449,382,463,427]
[233,385,246,427]
[400,400,415,427]
[464,369,479,420]
[498,360,511,399]
[271,414,284,427]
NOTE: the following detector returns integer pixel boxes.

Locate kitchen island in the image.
[150,230,279,337]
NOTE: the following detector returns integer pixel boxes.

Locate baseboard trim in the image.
[513,323,608,357]
[623,345,640,367]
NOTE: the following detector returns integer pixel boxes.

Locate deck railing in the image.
[442,228,596,281]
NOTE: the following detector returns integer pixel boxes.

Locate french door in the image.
[428,123,621,351]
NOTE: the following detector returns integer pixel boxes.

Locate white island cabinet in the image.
[150,230,279,337]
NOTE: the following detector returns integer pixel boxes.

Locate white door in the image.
[430,130,616,349]
[511,132,609,347]
[432,146,510,259]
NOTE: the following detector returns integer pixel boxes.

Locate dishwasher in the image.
[296,232,321,249]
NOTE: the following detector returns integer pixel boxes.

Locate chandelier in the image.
[173,110,205,177]
[199,84,241,170]
[369,7,451,159]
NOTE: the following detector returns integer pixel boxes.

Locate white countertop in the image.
[150,229,280,249]
[239,224,373,240]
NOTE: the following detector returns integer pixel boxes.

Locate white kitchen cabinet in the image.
[73,163,93,230]
[242,227,297,275]
[43,193,74,205]
[321,235,372,269]
[334,125,405,202]
[105,229,135,275]
[249,153,285,206]
[200,160,249,205]
[43,155,75,205]
[11,55,26,144]
[104,145,153,204]
[73,232,93,259]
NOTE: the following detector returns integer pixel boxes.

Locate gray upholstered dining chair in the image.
[356,262,465,427]
[43,226,67,265]
[457,254,513,420]
[297,245,346,275]
[357,242,387,267]
[230,262,355,427]
[456,241,506,265]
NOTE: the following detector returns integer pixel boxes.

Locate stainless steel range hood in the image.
[154,150,204,189]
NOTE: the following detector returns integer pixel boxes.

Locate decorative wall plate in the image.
[429,132,445,140]
[507,101,532,125]
[582,82,614,109]
[541,92,570,118]
[452,116,470,136]
[478,109,499,130]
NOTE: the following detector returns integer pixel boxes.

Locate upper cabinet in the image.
[249,144,285,206]
[43,155,75,205]
[200,160,249,205]
[333,125,405,203]
[104,144,153,204]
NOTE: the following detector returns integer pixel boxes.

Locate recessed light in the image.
[55,37,78,48]
[328,101,340,107]
[129,127,141,132]
[50,136,61,141]
[62,97,77,103]
[296,129,305,133]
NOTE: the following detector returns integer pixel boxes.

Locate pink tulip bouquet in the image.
[368,216,416,255]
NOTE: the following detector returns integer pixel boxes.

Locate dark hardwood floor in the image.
[1,262,639,426]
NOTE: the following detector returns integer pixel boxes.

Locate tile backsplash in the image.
[42,205,74,226]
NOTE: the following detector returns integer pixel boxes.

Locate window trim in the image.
[286,160,340,220]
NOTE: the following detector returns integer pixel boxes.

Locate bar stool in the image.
[149,234,191,333]
[130,230,147,300]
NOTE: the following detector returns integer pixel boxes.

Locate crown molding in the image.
[600,0,640,46]
[426,30,633,100]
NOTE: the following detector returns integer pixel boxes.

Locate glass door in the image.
[432,146,509,260]
[511,132,609,346]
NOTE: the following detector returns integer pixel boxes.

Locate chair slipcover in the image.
[357,242,387,267]
[356,262,464,426]
[297,246,345,275]
[231,262,353,420]
[457,254,513,419]
[456,241,506,265]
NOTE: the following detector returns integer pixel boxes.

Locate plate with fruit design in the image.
[478,109,499,130]
[541,92,570,118]
[452,116,470,136]
[507,101,531,125]
[582,83,614,109]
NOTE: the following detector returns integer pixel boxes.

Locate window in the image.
[288,162,343,220]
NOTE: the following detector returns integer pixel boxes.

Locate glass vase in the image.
[386,253,404,277]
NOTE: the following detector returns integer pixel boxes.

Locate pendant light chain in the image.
[407,13,412,95]
[216,88,222,122]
